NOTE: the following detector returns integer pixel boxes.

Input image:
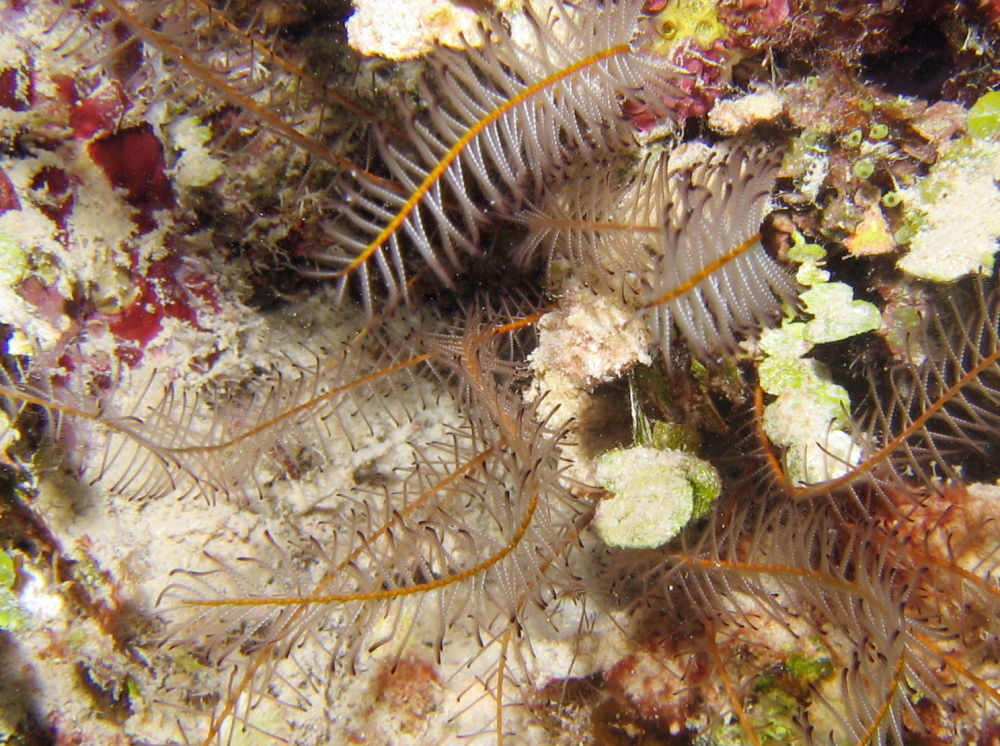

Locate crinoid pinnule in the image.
[6,1,1000,745]
[586,479,1000,746]
[644,146,801,360]
[863,272,1000,484]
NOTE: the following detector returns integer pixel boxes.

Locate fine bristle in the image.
[777,273,1000,510]
[129,312,590,739]
[594,488,1000,746]
[6,1,1000,744]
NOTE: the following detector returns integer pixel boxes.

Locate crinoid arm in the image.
[0,319,467,504]
[643,146,801,362]
[94,0,380,173]
[514,143,800,363]
[511,149,668,295]
[146,314,593,743]
[312,0,688,312]
[593,488,1000,746]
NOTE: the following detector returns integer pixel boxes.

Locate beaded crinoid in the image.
[2,1,1000,745]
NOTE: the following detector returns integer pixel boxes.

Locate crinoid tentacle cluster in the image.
[147,313,593,742]
[516,142,801,369]
[3,0,1000,744]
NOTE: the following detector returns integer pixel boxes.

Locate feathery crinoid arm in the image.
[513,144,800,364]
[511,149,668,296]
[95,0,380,172]
[154,313,590,742]
[644,146,800,362]
[672,496,1000,746]
[873,275,1000,480]
[595,489,1000,746]
[0,332,442,504]
[313,0,687,313]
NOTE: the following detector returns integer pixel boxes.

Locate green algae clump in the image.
[968,91,1000,139]
[593,445,721,550]
[0,549,27,632]
[754,237,877,485]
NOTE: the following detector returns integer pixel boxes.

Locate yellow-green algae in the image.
[0,230,29,287]
[757,236,877,485]
[593,444,721,550]
[968,90,1000,139]
[0,548,27,632]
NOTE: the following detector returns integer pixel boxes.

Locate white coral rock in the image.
[528,283,651,391]
[707,88,784,136]
[347,0,483,60]
[898,137,1000,282]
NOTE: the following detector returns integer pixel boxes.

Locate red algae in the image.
[88,125,174,232]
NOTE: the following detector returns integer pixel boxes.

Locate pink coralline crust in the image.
[107,276,164,350]
[721,0,790,37]
[672,43,734,119]
[630,0,795,131]
[149,252,222,323]
[29,166,74,228]
[15,262,169,368]
[0,166,20,214]
[0,12,206,370]
[69,79,128,141]
[88,125,175,234]
[629,0,794,130]
[103,253,221,366]
[18,277,69,330]
[0,2,239,380]
[31,74,175,230]
[628,40,738,129]
[744,0,790,27]
[724,0,965,65]
[604,642,709,732]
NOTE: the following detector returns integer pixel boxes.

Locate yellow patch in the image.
[650,0,728,53]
